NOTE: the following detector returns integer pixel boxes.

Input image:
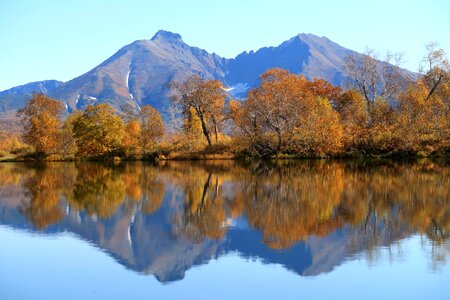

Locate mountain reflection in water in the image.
[0,160,449,282]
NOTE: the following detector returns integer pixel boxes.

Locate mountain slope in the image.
[50,30,226,113]
[0,30,415,123]
[0,80,63,112]
[223,33,358,97]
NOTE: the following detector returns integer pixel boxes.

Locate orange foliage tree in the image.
[140,105,165,154]
[230,68,343,157]
[17,93,65,157]
[170,76,226,146]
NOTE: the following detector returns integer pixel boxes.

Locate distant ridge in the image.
[0,30,414,122]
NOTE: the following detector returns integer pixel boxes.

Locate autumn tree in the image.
[241,69,313,155]
[170,76,226,146]
[346,49,405,108]
[307,78,343,102]
[291,97,343,156]
[0,130,24,154]
[333,90,368,151]
[334,90,368,127]
[122,119,141,156]
[420,42,450,102]
[72,103,124,158]
[140,105,165,154]
[184,106,204,141]
[17,93,65,157]
[389,42,450,153]
[121,104,164,156]
[231,68,343,156]
[58,110,81,158]
[396,81,448,152]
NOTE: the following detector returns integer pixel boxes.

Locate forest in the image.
[0,43,449,161]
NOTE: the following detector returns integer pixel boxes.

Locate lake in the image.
[0,160,449,299]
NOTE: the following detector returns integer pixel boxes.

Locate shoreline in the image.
[1,151,449,163]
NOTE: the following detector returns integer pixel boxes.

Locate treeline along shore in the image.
[0,43,449,161]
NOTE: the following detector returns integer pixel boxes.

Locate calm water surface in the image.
[0,160,449,299]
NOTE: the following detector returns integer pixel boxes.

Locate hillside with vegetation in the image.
[0,40,448,161]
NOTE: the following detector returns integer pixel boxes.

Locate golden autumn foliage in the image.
[58,111,80,158]
[121,104,164,157]
[230,68,343,157]
[17,93,65,157]
[334,90,369,151]
[7,42,450,160]
[184,106,204,143]
[396,81,448,152]
[140,105,165,154]
[72,103,125,158]
[307,78,343,101]
[122,120,142,156]
[171,76,226,146]
[0,130,26,156]
[421,42,450,103]
[291,97,343,156]
[225,67,448,157]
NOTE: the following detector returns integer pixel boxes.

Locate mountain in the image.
[0,80,63,112]
[50,30,226,114]
[0,30,414,124]
[224,33,353,96]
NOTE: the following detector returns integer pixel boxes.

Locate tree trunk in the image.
[212,116,219,142]
[198,111,212,146]
[426,74,443,100]
[276,129,282,158]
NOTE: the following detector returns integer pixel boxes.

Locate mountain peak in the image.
[0,31,414,121]
[151,30,183,42]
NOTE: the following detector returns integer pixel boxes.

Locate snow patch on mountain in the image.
[126,70,130,89]
[225,83,249,98]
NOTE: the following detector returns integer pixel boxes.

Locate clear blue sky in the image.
[1,0,449,91]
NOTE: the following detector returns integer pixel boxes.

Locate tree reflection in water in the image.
[0,159,449,278]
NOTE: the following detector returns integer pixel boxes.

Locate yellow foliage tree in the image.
[140,105,164,154]
[72,103,125,158]
[396,81,448,152]
[231,68,343,157]
[292,97,343,156]
[334,90,368,151]
[17,93,65,157]
[122,119,141,156]
[171,76,226,146]
[184,106,204,142]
